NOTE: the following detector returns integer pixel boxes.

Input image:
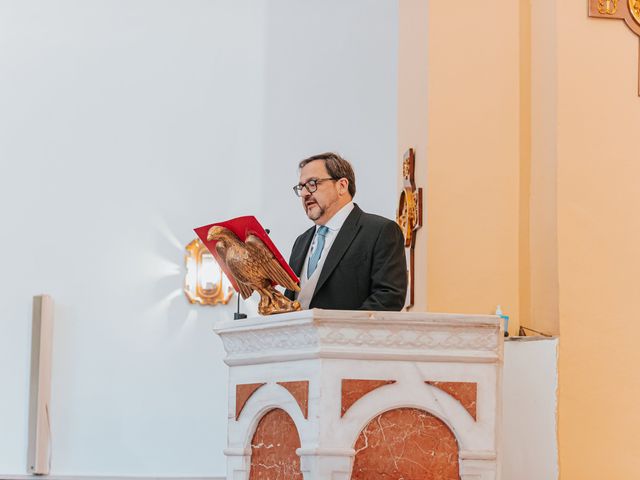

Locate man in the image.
[285,152,407,311]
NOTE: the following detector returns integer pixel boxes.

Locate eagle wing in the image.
[216,241,254,299]
[245,234,300,292]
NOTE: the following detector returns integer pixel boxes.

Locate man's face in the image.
[298,160,345,225]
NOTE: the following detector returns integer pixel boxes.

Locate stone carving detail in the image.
[320,325,498,351]
[221,323,498,357]
[221,325,319,355]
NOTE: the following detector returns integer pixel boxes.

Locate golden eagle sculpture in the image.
[206,226,301,315]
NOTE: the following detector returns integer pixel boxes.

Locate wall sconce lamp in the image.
[184,238,234,305]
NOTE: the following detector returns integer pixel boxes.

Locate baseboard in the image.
[0,476,225,480]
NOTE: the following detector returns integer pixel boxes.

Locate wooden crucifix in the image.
[589,0,640,95]
[396,148,423,309]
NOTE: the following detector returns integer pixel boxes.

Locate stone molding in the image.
[216,309,501,366]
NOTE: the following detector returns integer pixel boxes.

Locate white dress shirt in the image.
[297,201,354,309]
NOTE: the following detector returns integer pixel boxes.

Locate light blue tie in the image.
[307,226,329,278]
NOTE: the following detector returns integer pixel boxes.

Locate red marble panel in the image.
[426,381,478,420]
[277,381,309,418]
[236,383,266,420]
[351,408,459,479]
[341,379,396,417]
[249,408,303,480]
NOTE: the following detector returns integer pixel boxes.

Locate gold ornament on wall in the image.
[598,0,618,15]
[630,0,640,24]
[396,148,422,309]
[589,0,640,95]
[184,238,234,305]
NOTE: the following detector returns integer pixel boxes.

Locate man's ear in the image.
[338,178,349,195]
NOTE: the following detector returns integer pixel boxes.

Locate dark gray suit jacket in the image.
[285,204,407,311]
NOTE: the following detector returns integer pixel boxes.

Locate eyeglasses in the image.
[292,177,336,197]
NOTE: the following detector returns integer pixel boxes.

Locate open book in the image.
[194,216,299,293]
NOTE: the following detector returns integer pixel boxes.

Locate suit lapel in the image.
[313,205,363,297]
[290,226,315,277]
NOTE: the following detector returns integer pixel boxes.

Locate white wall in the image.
[260,0,399,256]
[502,338,559,480]
[0,0,398,476]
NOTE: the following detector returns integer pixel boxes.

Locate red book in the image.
[194,216,299,293]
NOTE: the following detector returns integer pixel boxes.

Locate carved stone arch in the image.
[234,383,311,453]
[351,407,460,479]
[248,408,303,479]
[339,381,475,451]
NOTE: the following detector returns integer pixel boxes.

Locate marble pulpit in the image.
[214,309,503,480]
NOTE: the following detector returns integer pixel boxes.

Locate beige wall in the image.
[556,0,640,477]
[399,0,640,477]
[399,0,522,333]
[529,0,560,335]
[398,0,561,335]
